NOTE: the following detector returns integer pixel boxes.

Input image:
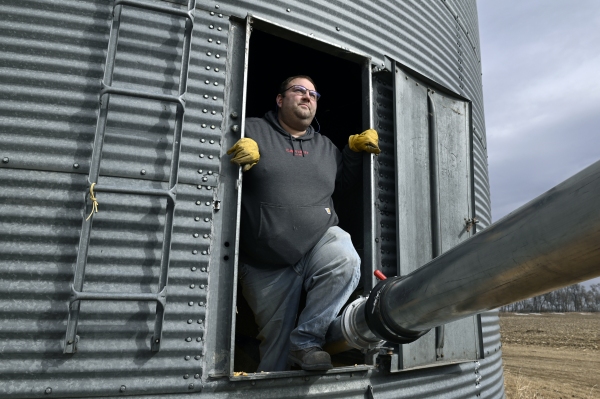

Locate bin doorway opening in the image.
[234,28,368,373]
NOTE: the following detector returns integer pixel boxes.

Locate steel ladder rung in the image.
[64,0,196,354]
[115,0,195,23]
[70,286,167,308]
[94,185,176,203]
[100,84,185,108]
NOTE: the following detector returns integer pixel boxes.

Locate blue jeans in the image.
[239,226,361,372]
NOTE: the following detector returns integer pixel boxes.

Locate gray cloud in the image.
[478,0,600,287]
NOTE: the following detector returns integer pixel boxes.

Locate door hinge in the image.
[465,217,479,232]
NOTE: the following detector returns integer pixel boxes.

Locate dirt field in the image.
[500,313,600,399]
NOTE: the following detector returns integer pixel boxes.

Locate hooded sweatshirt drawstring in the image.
[289,135,306,157]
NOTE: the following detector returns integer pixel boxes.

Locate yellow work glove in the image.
[348,129,381,154]
[226,137,260,172]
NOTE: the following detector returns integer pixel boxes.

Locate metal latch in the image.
[465,217,479,232]
[213,200,221,211]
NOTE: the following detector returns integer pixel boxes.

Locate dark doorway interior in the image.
[245,29,363,153]
[234,28,366,372]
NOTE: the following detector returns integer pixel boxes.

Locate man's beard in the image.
[293,102,315,122]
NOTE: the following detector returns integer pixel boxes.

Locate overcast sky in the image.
[477,0,600,287]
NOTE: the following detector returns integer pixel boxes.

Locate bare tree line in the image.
[500,283,600,313]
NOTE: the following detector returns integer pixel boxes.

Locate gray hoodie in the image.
[239,110,362,268]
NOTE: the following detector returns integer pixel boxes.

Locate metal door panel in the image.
[393,65,436,369]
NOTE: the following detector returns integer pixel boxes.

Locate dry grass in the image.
[500,313,600,399]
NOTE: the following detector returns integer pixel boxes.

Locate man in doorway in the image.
[227,75,380,371]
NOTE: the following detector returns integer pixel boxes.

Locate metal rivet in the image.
[183,374,190,379]
[2,157,8,164]
[45,387,52,395]
[213,82,218,86]
[189,301,194,306]
[186,337,192,342]
[213,96,217,100]
[215,68,219,72]
[204,94,209,99]
[202,177,208,182]
[336,27,340,31]
[210,125,216,129]
[208,38,213,42]
[217,27,222,31]
[211,110,216,115]
[140,169,146,175]
[196,201,201,205]
[195,374,200,379]
[192,250,198,255]
[185,355,191,360]
[208,155,214,159]
[196,337,202,342]
[119,385,126,393]
[207,186,212,189]
[201,124,207,128]
[216,40,221,44]
[73,163,79,169]
[193,233,199,238]
[215,4,220,8]
[195,355,201,359]
[218,14,222,18]
[230,112,238,119]
[197,185,202,189]
[200,284,205,289]
[205,201,211,206]
[209,25,214,29]
[205,80,210,85]
[231,125,239,132]
[190,284,195,288]
[206,52,211,56]
[199,301,204,306]
[191,266,197,271]
[194,217,200,221]
[209,139,215,144]
[197,319,203,324]
[210,11,214,15]
[203,109,208,113]
[206,66,211,70]
[204,218,210,222]
[201,138,206,143]
[207,171,213,175]
[201,267,207,271]
[202,250,207,255]
[216,54,220,58]
[286,8,291,12]
[188,384,194,390]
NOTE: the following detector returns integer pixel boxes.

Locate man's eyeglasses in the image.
[283,85,321,101]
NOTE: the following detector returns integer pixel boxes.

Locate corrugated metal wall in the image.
[0,0,503,398]
[0,0,228,396]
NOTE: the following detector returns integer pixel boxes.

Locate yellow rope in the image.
[85,183,99,221]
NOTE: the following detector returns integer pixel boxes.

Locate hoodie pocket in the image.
[257,202,334,266]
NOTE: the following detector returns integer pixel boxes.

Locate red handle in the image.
[374,270,387,280]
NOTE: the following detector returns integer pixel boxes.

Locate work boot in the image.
[288,347,333,371]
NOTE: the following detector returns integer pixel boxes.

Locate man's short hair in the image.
[278,75,317,96]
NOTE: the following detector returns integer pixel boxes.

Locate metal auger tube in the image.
[326,159,600,353]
